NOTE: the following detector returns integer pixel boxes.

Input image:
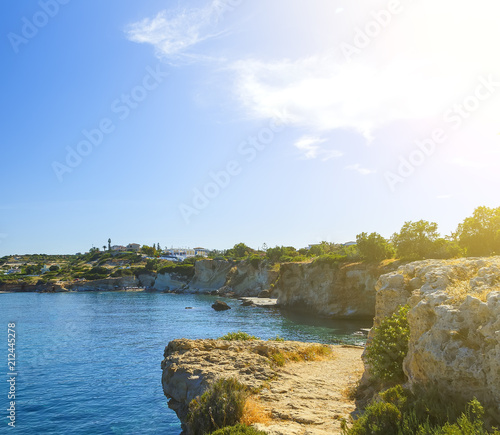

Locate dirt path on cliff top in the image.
[252,346,364,435]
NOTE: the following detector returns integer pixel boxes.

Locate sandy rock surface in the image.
[161,339,364,434]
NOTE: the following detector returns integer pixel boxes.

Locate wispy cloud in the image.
[294,136,342,161]
[345,163,376,175]
[126,0,500,146]
[126,0,232,61]
[229,55,468,141]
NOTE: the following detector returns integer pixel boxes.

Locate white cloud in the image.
[345,163,376,175]
[127,0,500,146]
[229,54,479,141]
[126,0,233,61]
[294,136,342,161]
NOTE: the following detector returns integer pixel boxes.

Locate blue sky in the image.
[1,0,500,255]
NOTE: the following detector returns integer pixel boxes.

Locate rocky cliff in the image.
[186,259,278,296]
[161,338,364,434]
[68,275,139,291]
[187,260,233,291]
[366,257,500,418]
[275,261,399,318]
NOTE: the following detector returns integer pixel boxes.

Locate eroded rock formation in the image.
[366,257,500,418]
[276,261,399,318]
[161,338,364,434]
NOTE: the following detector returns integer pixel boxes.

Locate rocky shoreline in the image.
[161,338,364,435]
[1,259,400,320]
[160,257,500,433]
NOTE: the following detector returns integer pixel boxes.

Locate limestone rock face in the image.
[68,276,139,291]
[188,260,233,291]
[187,260,278,296]
[224,262,278,297]
[367,257,500,416]
[276,261,399,318]
[153,271,190,291]
[161,339,286,431]
[137,273,155,287]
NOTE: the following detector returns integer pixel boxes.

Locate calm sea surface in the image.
[0,292,370,434]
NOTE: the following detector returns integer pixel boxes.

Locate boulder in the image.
[211,300,231,311]
[258,289,271,298]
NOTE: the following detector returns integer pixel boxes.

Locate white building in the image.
[194,247,209,257]
[162,247,208,261]
[126,243,141,252]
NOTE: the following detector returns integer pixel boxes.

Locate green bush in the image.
[188,378,248,435]
[219,331,260,341]
[209,424,267,434]
[345,401,402,434]
[132,267,155,278]
[110,268,134,277]
[356,232,394,262]
[343,385,500,435]
[157,263,195,279]
[247,255,263,269]
[364,305,410,384]
[312,254,348,266]
[83,266,110,281]
[268,335,285,342]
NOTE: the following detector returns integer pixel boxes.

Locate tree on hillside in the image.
[392,220,440,260]
[108,239,111,251]
[266,246,283,263]
[141,245,155,257]
[307,241,336,256]
[228,243,253,258]
[455,206,500,256]
[356,232,394,262]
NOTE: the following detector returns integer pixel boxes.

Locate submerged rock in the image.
[211,300,231,311]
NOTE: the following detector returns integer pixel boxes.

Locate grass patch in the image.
[241,397,272,426]
[209,424,268,434]
[267,335,285,342]
[269,344,333,367]
[446,278,498,304]
[342,379,362,402]
[219,331,260,341]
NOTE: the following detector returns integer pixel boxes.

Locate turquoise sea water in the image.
[0,292,370,434]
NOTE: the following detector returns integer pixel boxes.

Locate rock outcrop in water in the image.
[364,257,500,419]
[275,261,399,318]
